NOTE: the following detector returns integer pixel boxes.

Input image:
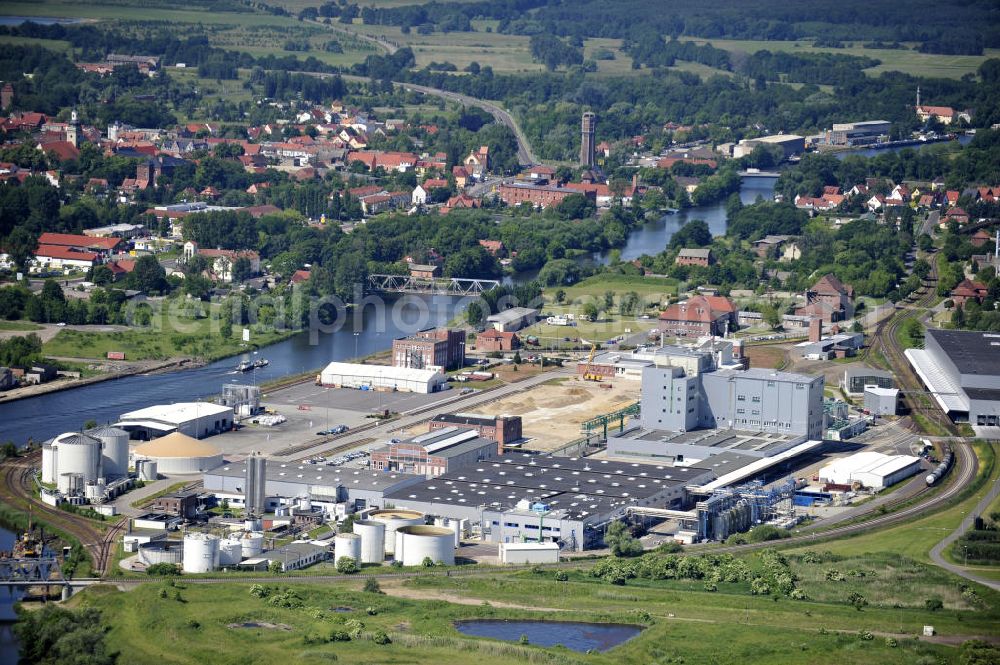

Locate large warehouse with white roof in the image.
[318,362,446,393]
[818,451,922,491]
[116,402,234,440]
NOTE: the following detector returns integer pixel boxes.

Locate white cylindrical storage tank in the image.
[218,539,243,566]
[368,509,424,555]
[138,540,184,567]
[84,481,106,503]
[353,520,386,564]
[434,517,462,548]
[54,434,101,484]
[244,518,262,532]
[90,427,129,478]
[182,533,220,573]
[41,443,57,484]
[394,526,455,567]
[240,532,264,559]
[137,459,158,481]
[334,533,361,566]
[58,472,84,495]
[297,495,312,511]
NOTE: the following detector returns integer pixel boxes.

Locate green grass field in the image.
[42,302,296,362]
[0,320,43,331]
[684,37,998,80]
[70,553,997,665]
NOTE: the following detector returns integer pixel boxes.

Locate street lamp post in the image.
[354,332,360,360]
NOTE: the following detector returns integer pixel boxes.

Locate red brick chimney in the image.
[808,317,822,343]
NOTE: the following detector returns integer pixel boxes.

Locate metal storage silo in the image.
[352,520,386,564]
[138,540,183,567]
[58,472,84,495]
[334,533,362,566]
[368,509,424,555]
[55,433,101,484]
[434,517,462,548]
[182,533,220,573]
[85,481,106,504]
[89,427,129,478]
[41,441,57,484]
[240,532,264,559]
[394,526,455,567]
[218,538,243,566]
[137,459,158,481]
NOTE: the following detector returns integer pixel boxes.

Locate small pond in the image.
[454,619,642,653]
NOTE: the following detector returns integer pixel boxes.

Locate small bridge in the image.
[0,557,67,588]
[368,274,500,296]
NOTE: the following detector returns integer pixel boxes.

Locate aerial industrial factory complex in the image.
[32,318,993,572]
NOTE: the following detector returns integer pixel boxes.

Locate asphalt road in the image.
[929,451,1000,591]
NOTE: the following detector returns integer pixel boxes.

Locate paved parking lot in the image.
[264,382,458,414]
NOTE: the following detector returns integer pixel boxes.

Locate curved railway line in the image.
[0,449,128,576]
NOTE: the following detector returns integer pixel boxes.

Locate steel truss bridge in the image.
[0,557,67,589]
[367,274,500,296]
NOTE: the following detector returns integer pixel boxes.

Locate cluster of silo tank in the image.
[41,427,130,500]
[181,531,264,572]
[342,510,456,567]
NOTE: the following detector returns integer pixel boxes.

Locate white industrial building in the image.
[132,432,224,475]
[318,362,446,393]
[864,386,899,416]
[818,452,922,491]
[116,402,234,440]
[499,541,560,565]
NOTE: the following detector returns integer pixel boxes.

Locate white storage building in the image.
[818,451,922,491]
[318,362,446,394]
[116,402,234,440]
[132,432,224,475]
[499,541,560,565]
[864,386,899,416]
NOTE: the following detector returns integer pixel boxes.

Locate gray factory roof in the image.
[927,329,1000,376]
[205,462,422,493]
[626,428,799,455]
[432,413,500,427]
[385,453,713,520]
[965,387,1000,402]
[486,307,538,323]
[715,367,821,384]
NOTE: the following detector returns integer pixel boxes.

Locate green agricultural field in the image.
[684,37,999,80]
[42,302,297,363]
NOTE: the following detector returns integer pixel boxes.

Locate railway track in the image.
[865,251,957,436]
[0,450,124,576]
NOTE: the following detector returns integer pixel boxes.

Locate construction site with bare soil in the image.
[463,376,641,451]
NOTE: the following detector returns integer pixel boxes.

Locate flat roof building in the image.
[318,362,447,394]
[392,327,465,371]
[203,461,423,514]
[486,307,538,332]
[428,413,522,449]
[116,402,234,440]
[906,329,1000,427]
[844,367,894,396]
[370,427,499,478]
[385,453,714,551]
[818,451,922,491]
